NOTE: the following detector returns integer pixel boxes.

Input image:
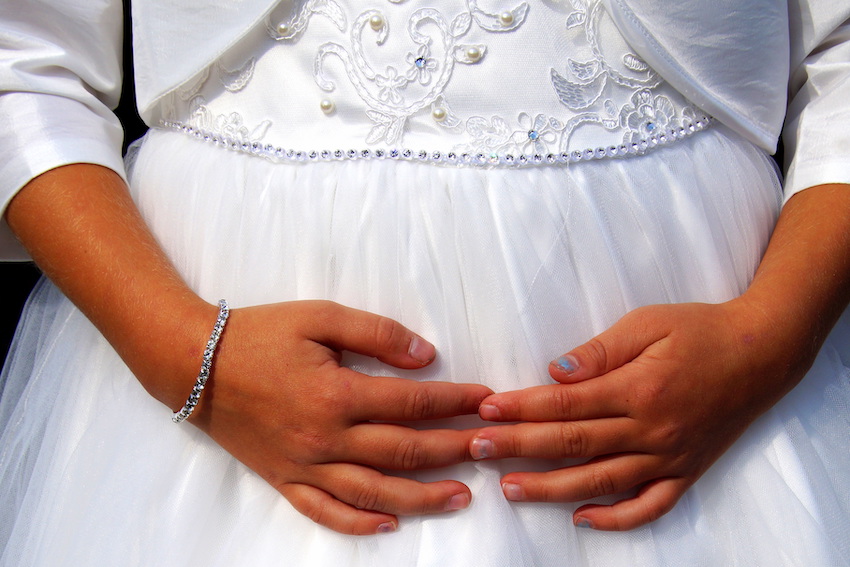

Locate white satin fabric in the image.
[1,0,849,259]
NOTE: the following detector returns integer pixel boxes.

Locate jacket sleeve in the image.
[0,0,126,260]
[783,2,850,202]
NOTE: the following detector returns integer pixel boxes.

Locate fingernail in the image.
[551,355,579,374]
[501,483,524,501]
[376,521,397,533]
[445,493,470,511]
[479,404,502,421]
[408,335,435,364]
[470,438,494,460]
[574,517,593,529]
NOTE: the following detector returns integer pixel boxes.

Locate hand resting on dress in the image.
[469,300,804,531]
[187,300,493,535]
[5,165,492,537]
[469,184,850,532]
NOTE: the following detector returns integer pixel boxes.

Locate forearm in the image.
[5,163,216,409]
[735,183,850,383]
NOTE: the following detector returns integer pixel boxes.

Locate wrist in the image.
[115,291,222,412]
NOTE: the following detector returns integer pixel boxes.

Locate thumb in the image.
[549,306,667,384]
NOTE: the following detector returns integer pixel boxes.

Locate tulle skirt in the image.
[1,125,849,566]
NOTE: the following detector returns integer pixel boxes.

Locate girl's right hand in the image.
[185,300,492,535]
[7,165,491,536]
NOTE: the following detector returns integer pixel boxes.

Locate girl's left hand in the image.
[468,299,811,531]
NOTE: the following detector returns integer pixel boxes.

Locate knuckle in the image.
[582,337,610,372]
[352,482,385,512]
[405,387,436,420]
[391,438,427,470]
[551,388,580,419]
[586,467,618,498]
[304,499,331,527]
[373,316,407,353]
[291,429,335,462]
[651,421,684,452]
[557,423,588,457]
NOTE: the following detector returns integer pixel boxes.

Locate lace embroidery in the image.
[164,0,712,164]
[267,0,347,42]
[313,0,529,145]
[186,100,272,144]
[457,0,699,155]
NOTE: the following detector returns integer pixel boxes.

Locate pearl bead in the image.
[466,47,482,62]
[320,99,335,114]
[276,23,290,35]
[431,107,447,122]
[369,14,384,31]
[499,11,514,26]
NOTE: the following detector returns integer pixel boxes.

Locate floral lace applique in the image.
[163,0,711,163]
[458,0,702,156]
[186,97,272,144]
[267,0,347,42]
[313,0,529,145]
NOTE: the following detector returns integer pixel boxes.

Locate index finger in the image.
[343,368,492,422]
[478,377,628,423]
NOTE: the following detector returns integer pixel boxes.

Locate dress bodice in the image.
[161,0,710,165]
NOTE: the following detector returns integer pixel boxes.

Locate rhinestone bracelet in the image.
[172,299,230,423]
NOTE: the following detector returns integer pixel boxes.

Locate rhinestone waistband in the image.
[160,114,713,167]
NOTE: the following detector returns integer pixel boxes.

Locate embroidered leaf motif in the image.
[566,11,586,29]
[623,53,649,72]
[470,1,529,32]
[311,0,347,31]
[551,68,606,110]
[218,58,256,92]
[385,117,406,144]
[366,123,388,145]
[604,99,618,117]
[450,12,472,37]
[466,116,511,147]
[365,110,391,144]
[568,59,599,81]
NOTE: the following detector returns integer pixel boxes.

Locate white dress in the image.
[1,0,849,565]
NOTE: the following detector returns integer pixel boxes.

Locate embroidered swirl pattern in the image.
[164,0,711,164]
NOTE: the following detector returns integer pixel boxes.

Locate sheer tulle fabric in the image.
[1,126,849,565]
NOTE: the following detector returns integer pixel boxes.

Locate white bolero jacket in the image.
[0,0,849,259]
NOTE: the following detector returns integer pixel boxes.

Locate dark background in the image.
[1,2,147,368]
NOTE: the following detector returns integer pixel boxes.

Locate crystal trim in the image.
[160,116,713,167]
[172,299,230,424]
